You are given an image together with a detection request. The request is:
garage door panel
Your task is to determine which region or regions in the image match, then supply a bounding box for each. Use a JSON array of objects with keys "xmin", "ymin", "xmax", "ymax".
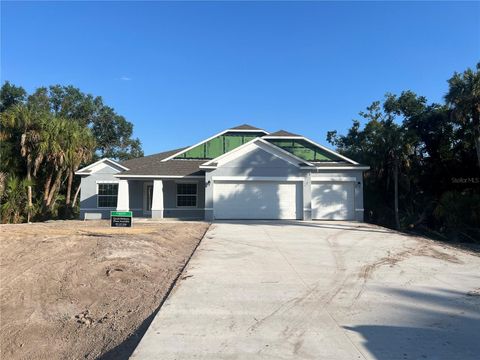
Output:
[
  {"xmin": 214, "ymin": 181, "xmax": 301, "ymax": 220},
  {"xmin": 312, "ymin": 182, "xmax": 354, "ymax": 220}
]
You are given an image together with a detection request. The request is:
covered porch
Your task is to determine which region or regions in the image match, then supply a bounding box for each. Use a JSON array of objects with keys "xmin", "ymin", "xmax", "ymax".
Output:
[{"xmin": 116, "ymin": 178, "xmax": 206, "ymax": 219}]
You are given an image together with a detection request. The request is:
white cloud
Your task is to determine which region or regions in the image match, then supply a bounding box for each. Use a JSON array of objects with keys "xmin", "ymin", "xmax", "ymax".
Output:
[{"xmin": 120, "ymin": 76, "xmax": 132, "ymax": 81}]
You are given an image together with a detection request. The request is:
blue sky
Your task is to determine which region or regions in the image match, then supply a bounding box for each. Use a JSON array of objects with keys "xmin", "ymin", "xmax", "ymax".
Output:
[{"xmin": 2, "ymin": 1, "xmax": 479, "ymax": 155}]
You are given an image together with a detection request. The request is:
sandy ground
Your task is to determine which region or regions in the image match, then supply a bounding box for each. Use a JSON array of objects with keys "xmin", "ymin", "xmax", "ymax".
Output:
[{"xmin": 0, "ymin": 220, "xmax": 209, "ymax": 360}]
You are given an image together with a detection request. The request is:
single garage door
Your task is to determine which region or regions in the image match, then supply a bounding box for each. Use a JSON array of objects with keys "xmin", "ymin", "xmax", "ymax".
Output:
[
  {"xmin": 213, "ymin": 181, "xmax": 301, "ymax": 220},
  {"xmin": 311, "ymin": 182, "xmax": 355, "ymax": 220}
]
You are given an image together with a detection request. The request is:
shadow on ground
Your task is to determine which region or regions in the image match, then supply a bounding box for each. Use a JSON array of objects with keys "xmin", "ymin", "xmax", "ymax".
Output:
[{"xmin": 346, "ymin": 287, "xmax": 480, "ymax": 360}]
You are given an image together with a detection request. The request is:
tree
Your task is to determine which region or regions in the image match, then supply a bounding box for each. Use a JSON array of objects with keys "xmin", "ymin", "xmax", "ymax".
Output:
[
  {"xmin": 328, "ymin": 97, "xmax": 417, "ymax": 229},
  {"xmin": 27, "ymin": 84, "xmax": 143, "ymax": 160},
  {"xmin": 64, "ymin": 122, "xmax": 95, "ymax": 212},
  {"xmin": 41, "ymin": 116, "xmax": 67, "ymax": 211},
  {"xmin": 0, "ymin": 81, "xmax": 142, "ymax": 222},
  {"xmin": 1, "ymin": 175, "xmax": 32, "ymax": 223},
  {"xmin": 0, "ymin": 82, "xmax": 26, "ymax": 112},
  {"xmin": 328, "ymin": 85, "xmax": 479, "ymax": 240},
  {"xmin": 445, "ymin": 62, "xmax": 480, "ymax": 167},
  {"xmin": 2, "ymin": 104, "xmax": 48, "ymax": 222},
  {"xmin": 91, "ymin": 106, "xmax": 143, "ymax": 160}
]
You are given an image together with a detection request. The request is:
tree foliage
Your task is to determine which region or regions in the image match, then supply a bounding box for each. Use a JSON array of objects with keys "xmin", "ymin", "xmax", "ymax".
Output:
[
  {"xmin": 0, "ymin": 82, "xmax": 143, "ymax": 223},
  {"xmin": 328, "ymin": 65, "xmax": 480, "ymax": 241}
]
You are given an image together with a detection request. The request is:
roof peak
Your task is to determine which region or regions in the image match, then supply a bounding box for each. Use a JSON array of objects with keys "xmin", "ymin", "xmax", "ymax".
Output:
[
  {"xmin": 267, "ymin": 129, "xmax": 302, "ymax": 137},
  {"xmin": 229, "ymin": 124, "xmax": 265, "ymax": 131}
]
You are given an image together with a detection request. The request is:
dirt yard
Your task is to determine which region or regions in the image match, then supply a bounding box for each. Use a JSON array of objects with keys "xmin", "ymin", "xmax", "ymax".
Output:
[{"xmin": 0, "ymin": 220, "xmax": 209, "ymax": 360}]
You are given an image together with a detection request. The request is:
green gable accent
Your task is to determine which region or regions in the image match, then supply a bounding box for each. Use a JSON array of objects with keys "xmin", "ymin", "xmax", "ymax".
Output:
[
  {"xmin": 267, "ymin": 139, "xmax": 340, "ymax": 162},
  {"xmin": 182, "ymin": 145, "xmax": 205, "ymax": 158},
  {"xmin": 225, "ymin": 135, "xmax": 243, "ymax": 153},
  {"xmin": 206, "ymin": 136, "xmax": 223, "ymax": 158},
  {"xmin": 175, "ymin": 132, "xmax": 265, "ymax": 159}
]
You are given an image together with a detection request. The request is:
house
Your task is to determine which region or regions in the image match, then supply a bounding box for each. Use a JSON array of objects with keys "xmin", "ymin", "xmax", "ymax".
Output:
[{"xmin": 76, "ymin": 124, "xmax": 369, "ymax": 221}]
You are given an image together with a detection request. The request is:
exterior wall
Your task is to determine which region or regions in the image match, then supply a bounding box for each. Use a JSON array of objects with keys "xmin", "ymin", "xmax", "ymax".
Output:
[
  {"xmin": 128, "ymin": 180, "xmax": 144, "ymax": 217},
  {"xmin": 79, "ymin": 163, "xmax": 121, "ymax": 220},
  {"xmin": 204, "ymin": 147, "xmax": 366, "ymax": 222},
  {"xmin": 78, "ymin": 152, "xmax": 365, "ymax": 222},
  {"xmin": 162, "ymin": 179, "xmax": 206, "ymax": 219},
  {"xmin": 205, "ymin": 147, "xmax": 308, "ymax": 221},
  {"xmin": 212, "ymin": 147, "xmax": 303, "ymax": 177},
  {"xmin": 303, "ymin": 172, "xmax": 312, "ymax": 221},
  {"xmin": 80, "ymin": 172, "xmax": 206, "ymax": 220}
]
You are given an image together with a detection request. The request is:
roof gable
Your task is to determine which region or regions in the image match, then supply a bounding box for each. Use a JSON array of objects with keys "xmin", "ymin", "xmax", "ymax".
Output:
[
  {"xmin": 265, "ymin": 138, "xmax": 342, "ymax": 162},
  {"xmin": 263, "ymin": 135, "xmax": 359, "ymax": 164},
  {"xmin": 75, "ymin": 158, "xmax": 129, "ymax": 175},
  {"xmin": 201, "ymin": 138, "xmax": 313, "ymax": 168},
  {"xmin": 165, "ymin": 129, "xmax": 268, "ymax": 161}
]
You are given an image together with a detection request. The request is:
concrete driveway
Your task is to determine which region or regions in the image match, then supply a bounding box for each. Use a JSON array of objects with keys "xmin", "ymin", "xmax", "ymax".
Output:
[{"xmin": 131, "ymin": 221, "xmax": 480, "ymax": 360}]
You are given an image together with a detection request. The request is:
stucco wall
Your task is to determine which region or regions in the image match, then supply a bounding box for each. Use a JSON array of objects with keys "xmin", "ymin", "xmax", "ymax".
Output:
[
  {"xmin": 79, "ymin": 163, "xmax": 121, "ymax": 220},
  {"xmin": 205, "ymin": 147, "xmax": 309, "ymax": 221},
  {"xmin": 204, "ymin": 147, "xmax": 365, "ymax": 221},
  {"xmin": 79, "ymin": 170, "xmax": 206, "ymax": 219},
  {"xmin": 78, "ymin": 152, "xmax": 365, "ymax": 221}
]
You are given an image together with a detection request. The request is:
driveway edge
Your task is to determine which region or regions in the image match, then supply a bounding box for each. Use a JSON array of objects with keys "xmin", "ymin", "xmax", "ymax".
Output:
[{"xmin": 129, "ymin": 222, "xmax": 212, "ymax": 359}]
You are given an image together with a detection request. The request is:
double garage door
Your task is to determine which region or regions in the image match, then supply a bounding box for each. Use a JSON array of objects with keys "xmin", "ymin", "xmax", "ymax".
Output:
[{"xmin": 213, "ymin": 180, "xmax": 355, "ymax": 220}]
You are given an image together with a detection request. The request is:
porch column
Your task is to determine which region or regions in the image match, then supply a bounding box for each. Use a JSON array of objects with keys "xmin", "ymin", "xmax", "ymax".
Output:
[
  {"xmin": 204, "ymin": 171, "xmax": 214, "ymax": 221},
  {"xmin": 116, "ymin": 179, "xmax": 130, "ymax": 211},
  {"xmin": 151, "ymin": 179, "xmax": 164, "ymax": 219}
]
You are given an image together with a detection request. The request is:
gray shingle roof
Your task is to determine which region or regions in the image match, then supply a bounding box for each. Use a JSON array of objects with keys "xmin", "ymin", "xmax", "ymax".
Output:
[
  {"xmin": 229, "ymin": 124, "xmax": 265, "ymax": 131},
  {"xmin": 267, "ymin": 130, "xmax": 302, "ymax": 137},
  {"xmin": 119, "ymin": 148, "xmax": 205, "ymax": 176},
  {"xmin": 120, "ymin": 148, "xmax": 185, "ymax": 167},
  {"xmin": 114, "ymin": 127, "xmax": 364, "ymax": 176}
]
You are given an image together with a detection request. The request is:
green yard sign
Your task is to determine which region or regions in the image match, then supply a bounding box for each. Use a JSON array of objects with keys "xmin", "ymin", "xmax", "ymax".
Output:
[
  {"xmin": 111, "ymin": 211, "xmax": 132, "ymax": 217},
  {"xmin": 111, "ymin": 211, "xmax": 133, "ymax": 227}
]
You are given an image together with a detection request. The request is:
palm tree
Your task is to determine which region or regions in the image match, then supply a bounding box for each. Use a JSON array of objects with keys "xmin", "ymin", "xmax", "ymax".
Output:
[
  {"xmin": 445, "ymin": 63, "xmax": 480, "ymax": 167},
  {"xmin": 1, "ymin": 104, "xmax": 47, "ymax": 222},
  {"xmin": 42, "ymin": 116, "xmax": 67, "ymax": 211},
  {"xmin": 1, "ymin": 175, "xmax": 32, "ymax": 223},
  {"xmin": 64, "ymin": 121, "xmax": 95, "ymax": 214}
]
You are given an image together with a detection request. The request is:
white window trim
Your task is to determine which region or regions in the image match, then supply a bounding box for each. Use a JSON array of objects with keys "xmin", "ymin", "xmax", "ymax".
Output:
[
  {"xmin": 114, "ymin": 175, "xmax": 204, "ymax": 179},
  {"xmin": 212, "ymin": 176, "xmax": 304, "ymax": 182},
  {"xmin": 176, "ymin": 182, "xmax": 198, "ymax": 208},
  {"xmin": 97, "ymin": 182, "xmax": 119, "ymax": 209},
  {"xmin": 311, "ymin": 176, "xmax": 357, "ymax": 182},
  {"xmin": 96, "ymin": 180, "xmax": 119, "ymax": 184}
]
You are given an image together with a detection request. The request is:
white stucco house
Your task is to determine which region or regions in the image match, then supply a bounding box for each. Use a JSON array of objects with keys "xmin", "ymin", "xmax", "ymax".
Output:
[{"xmin": 76, "ymin": 124, "xmax": 369, "ymax": 221}]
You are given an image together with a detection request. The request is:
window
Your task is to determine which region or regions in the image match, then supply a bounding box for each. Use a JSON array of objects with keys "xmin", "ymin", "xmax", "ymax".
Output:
[
  {"xmin": 97, "ymin": 183, "xmax": 118, "ymax": 208},
  {"xmin": 176, "ymin": 183, "xmax": 197, "ymax": 207}
]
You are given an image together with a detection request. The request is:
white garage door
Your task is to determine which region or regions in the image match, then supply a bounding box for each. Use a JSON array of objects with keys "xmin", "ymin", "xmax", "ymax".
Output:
[
  {"xmin": 213, "ymin": 181, "xmax": 301, "ymax": 220},
  {"xmin": 312, "ymin": 182, "xmax": 355, "ymax": 220}
]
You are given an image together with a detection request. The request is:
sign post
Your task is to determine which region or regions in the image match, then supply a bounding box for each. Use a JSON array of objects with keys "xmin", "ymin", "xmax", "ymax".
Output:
[{"xmin": 110, "ymin": 211, "xmax": 133, "ymax": 227}]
